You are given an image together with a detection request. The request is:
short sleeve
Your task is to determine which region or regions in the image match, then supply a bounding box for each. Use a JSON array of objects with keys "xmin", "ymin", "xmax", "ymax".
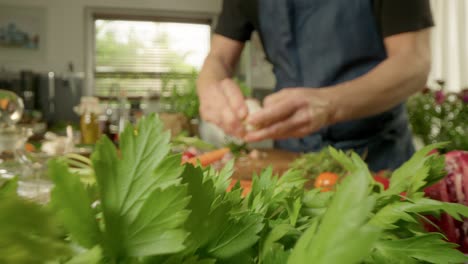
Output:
[
  {"xmin": 377, "ymin": 0, "xmax": 434, "ymax": 38},
  {"xmin": 214, "ymin": 0, "xmax": 254, "ymax": 42}
]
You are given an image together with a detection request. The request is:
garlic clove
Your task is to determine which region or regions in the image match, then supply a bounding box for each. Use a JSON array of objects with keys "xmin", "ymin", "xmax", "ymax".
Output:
[{"xmin": 244, "ymin": 98, "xmax": 262, "ymax": 132}]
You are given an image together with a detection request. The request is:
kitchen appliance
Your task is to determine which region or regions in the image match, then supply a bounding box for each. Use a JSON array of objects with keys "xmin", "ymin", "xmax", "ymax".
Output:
[{"xmin": 0, "ymin": 69, "xmax": 83, "ymax": 126}]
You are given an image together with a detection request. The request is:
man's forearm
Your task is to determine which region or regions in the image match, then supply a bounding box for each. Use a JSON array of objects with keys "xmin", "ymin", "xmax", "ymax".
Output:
[
  {"xmin": 325, "ymin": 49, "xmax": 430, "ymax": 124},
  {"xmin": 197, "ymin": 54, "xmax": 232, "ymax": 93}
]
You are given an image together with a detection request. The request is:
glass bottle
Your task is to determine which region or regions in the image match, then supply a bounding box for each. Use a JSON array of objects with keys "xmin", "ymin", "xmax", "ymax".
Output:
[{"xmin": 79, "ymin": 97, "xmax": 101, "ymax": 145}]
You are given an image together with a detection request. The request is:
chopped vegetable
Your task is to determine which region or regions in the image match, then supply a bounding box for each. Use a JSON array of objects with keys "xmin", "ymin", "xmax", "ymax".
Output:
[{"xmin": 184, "ymin": 147, "xmax": 231, "ymax": 167}]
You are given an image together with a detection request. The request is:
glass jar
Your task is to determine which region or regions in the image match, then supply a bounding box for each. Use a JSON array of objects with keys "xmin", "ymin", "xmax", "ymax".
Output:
[
  {"xmin": 0, "ymin": 89, "xmax": 52, "ymax": 203},
  {"xmin": 80, "ymin": 111, "xmax": 100, "ymax": 145},
  {"xmin": 76, "ymin": 97, "xmax": 101, "ymax": 145}
]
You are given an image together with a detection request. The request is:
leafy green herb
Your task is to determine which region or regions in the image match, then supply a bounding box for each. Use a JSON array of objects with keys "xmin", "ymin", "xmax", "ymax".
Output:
[
  {"xmin": 0, "ymin": 180, "xmax": 70, "ymax": 263},
  {"xmin": 290, "ymin": 148, "xmax": 350, "ymax": 181},
  {"xmin": 40, "ymin": 116, "xmax": 468, "ymax": 264},
  {"xmin": 289, "ymin": 153, "xmax": 380, "ymax": 264},
  {"xmin": 371, "ymin": 234, "xmax": 467, "ymax": 264},
  {"xmin": 50, "ymin": 160, "xmax": 101, "ymax": 249}
]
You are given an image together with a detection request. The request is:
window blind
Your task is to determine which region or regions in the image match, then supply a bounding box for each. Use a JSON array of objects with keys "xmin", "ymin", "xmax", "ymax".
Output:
[{"xmin": 93, "ymin": 18, "xmax": 211, "ymax": 97}]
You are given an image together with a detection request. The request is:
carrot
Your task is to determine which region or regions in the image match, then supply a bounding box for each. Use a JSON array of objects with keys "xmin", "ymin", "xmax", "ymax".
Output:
[{"xmin": 183, "ymin": 147, "xmax": 230, "ymax": 167}]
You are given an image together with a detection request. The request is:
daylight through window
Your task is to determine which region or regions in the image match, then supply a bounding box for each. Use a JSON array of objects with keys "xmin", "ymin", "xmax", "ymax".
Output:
[{"xmin": 93, "ymin": 18, "xmax": 211, "ymax": 98}]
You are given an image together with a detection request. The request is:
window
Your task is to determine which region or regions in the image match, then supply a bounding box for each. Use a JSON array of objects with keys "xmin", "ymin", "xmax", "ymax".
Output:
[{"xmin": 93, "ymin": 16, "xmax": 211, "ymax": 98}]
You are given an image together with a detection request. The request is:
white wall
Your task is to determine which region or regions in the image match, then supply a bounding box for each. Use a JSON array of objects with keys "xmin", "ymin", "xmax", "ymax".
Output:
[{"xmin": 0, "ymin": 0, "xmax": 220, "ymax": 74}]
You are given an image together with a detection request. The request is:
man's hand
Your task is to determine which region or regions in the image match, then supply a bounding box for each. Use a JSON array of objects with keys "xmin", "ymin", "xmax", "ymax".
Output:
[
  {"xmin": 199, "ymin": 78, "xmax": 248, "ymax": 138},
  {"xmin": 244, "ymin": 88, "xmax": 335, "ymax": 142}
]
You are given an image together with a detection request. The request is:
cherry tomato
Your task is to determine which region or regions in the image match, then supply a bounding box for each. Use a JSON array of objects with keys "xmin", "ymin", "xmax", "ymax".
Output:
[
  {"xmin": 373, "ymin": 175, "xmax": 390, "ymax": 190},
  {"xmin": 182, "ymin": 151, "xmax": 196, "ymax": 162},
  {"xmin": 314, "ymin": 172, "xmax": 339, "ymax": 192}
]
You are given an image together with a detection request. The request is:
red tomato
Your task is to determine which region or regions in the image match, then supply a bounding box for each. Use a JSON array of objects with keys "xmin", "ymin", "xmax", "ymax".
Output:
[
  {"xmin": 182, "ymin": 150, "xmax": 196, "ymax": 162},
  {"xmin": 314, "ymin": 172, "xmax": 339, "ymax": 192},
  {"xmin": 373, "ymin": 175, "xmax": 390, "ymax": 190}
]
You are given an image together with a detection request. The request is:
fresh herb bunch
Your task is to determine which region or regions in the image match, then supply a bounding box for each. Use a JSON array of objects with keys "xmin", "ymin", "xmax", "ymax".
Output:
[
  {"xmin": 46, "ymin": 115, "xmax": 468, "ymax": 263},
  {"xmin": 0, "ymin": 180, "xmax": 70, "ymax": 263},
  {"xmin": 160, "ymin": 71, "xmax": 200, "ymax": 120},
  {"xmin": 407, "ymin": 83, "xmax": 468, "ymax": 151},
  {"xmin": 3, "ymin": 115, "xmax": 468, "ymax": 263}
]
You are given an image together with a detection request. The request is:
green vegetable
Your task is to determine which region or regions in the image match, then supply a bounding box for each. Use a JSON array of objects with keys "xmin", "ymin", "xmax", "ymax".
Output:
[
  {"xmin": 0, "ymin": 179, "xmax": 70, "ymax": 263},
  {"xmin": 50, "ymin": 115, "xmax": 191, "ymax": 262},
  {"xmin": 290, "ymin": 148, "xmax": 350, "ymax": 181},
  {"xmin": 50, "ymin": 160, "xmax": 100, "ymax": 249},
  {"xmin": 172, "ymin": 133, "xmax": 216, "ymax": 151},
  {"xmin": 289, "ymin": 152, "xmax": 380, "ymax": 264},
  {"xmin": 27, "ymin": 115, "xmax": 468, "ymax": 263}
]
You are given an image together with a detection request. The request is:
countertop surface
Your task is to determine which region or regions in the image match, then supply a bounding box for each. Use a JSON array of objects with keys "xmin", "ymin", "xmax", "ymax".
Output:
[{"xmin": 232, "ymin": 149, "xmax": 300, "ymax": 180}]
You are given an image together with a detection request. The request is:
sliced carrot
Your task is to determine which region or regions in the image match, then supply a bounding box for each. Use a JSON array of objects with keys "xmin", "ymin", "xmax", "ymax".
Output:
[{"xmin": 183, "ymin": 147, "xmax": 230, "ymax": 167}]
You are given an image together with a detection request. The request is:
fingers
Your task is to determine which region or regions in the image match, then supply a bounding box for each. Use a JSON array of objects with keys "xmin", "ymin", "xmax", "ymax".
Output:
[
  {"xmin": 263, "ymin": 89, "xmax": 287, "ymax": 107},
  {"xmin": 220, "ymin": 106, "xmax": 245, "ymax": 137},
  {"xmin": 246, "ymin": 98, "xmax": 302, "ymax": 129},
  {"xmin": 244, "ymin": 108, "xmax": 312, "ymax": 142},
  {"xmin": 199, "ymin": 79, "xmax": 246, "ymax": 137},
  {"xmin": 220, "ymin": 79, "xmax": 248, "ymax": 120}
]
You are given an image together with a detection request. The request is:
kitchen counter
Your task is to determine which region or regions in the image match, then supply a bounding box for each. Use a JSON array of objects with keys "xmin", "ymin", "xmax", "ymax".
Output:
[{"xmin": 232, "ymin": 149, "xmax": 300, "ymax": 180}]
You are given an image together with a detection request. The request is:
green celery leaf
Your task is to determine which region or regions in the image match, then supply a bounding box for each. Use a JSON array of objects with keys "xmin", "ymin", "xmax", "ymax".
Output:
[
  {"xmin": 148, "ymin": 255, "xmax": 217, "ymax": 264},
  {"xmin": 287, "ymin": 218, "xmax": 319, "ymax": 263},
  {"xmin": 260, "ymin": 223, "xmax": 297, "ymax": 260},
  {"xmin": 288, "ymin": 153, "xmax": 380, "ymax": 264},
  {"xmin": 0, "ymin": 178, "xmax": 18, "ymax": 195},
  {"xmin": 262, "ymin": 243, "xmax": 290, "ymax": 264},
  {"xmin": 66, "ymin": 246, "xmax": 102, "ymax": 264},
  {"xmin": 370, "ymin": 202, "xmax": 417, "ymax": 230},
  {"xmin": 275, "ymin": 170, "xmax": 308, "ymax": 196},
  {"xmin": 283, "ymin": 197, "xmax": 302, "ymax": 226},
  {"xmin": 425, "ymin": 154, "xmax": 447, "ymax": 187},
  {"xmin": 372, "ymin": 234, "xmax": 468, "ymax": 264},
  {"xmin": 127, "ymin": 185, "xmax": 190, "ymax": 256},
  {"xmin": 49, "ymin": 160, "xmax": 101, "ymax": 249},
  {"xmin": 371, "ymin": 198, "xmax": 468, "ymax": 229},
  {"xmin": 91, "ymin": 115, "xmax": 189, "ymax": 258},
  {"xmin": 210, "ymin": 160, "xmax": 235, "ymax": 195},
  {"xmin": 207, "ymin": 213, "xmax": 264, "ymax": 259},
  {"xmin": 246, "ymin": 168, "xmax": 306, "ymax": 218},
  {"xmin": 0, "ymin": 193, "xmax": 70, "ymax": 263},
  {"xmin": 405, "ymin": 198, "xmax": 468, "ymax": 221},
  {"xmin": 328, "ymin": 147, "xmax": 357, "ymax": 172},
  {"xmin": 152, "ymin": 154, "xmax": 185, "ymax": 190},
  {"xmin": 386, "ymin": 143, "xmax": 447, "ymax": 196},
  {"xmin": 92, "ymin": 115, "xmax": 172, "ymax": 224},
  {"xmin": 181, "ymin": 165, "xmax": 232, "ymax": 253},
  {"xmin": 219, "ymin": 250, "xmax": 256, "ymax": 264}
]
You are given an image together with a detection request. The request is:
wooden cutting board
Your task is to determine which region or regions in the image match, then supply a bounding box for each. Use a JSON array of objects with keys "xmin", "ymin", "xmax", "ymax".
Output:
[{"xmin": 232, "ymin": 149, "xmax": 300, "ymax": 180}]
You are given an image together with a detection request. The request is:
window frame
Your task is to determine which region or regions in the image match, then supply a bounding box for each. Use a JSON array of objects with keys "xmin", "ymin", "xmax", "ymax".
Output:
[{"xmin": 84, "ymin": 7, "xmax": 216, "ymax": 98}]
